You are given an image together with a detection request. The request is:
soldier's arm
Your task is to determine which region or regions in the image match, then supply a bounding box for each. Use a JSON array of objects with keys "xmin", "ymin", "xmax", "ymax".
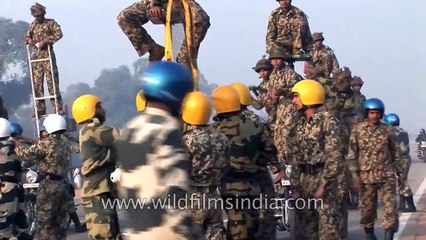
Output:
[
  {"xmin": 259, "ymin": 125, "xmax": 282, "ymax": 174},
  {"xmin": 320, "ymin": 117, "xmax": 344, "ymax": 186},
  {"xmin": 46, "ymin": 20, "xmax": 63, "ymax": 44},
  {"xmin": 390, "ymin": 128, "xmax": 405, "ymax": 178},
  {"xmin": 15, "ymin": 141, "xmax": 47, "ymax": 167},
  {"xmin": 24, "ymin": 24, "xmax": 34, "ymax": 45},
  {"xmin": 346, "ymin": 126, "xmax": 360, "ymax": 177},
  {"xmin": 96, "ymin": 126, "xmax": 121, "ymax": 147},
  {"xmin": 64, "ymin": 132, "xmax": 79, "ymax": 143},
  {"xmin": 276, "ymin": 69, "xmax": 300, "ymax": 98},
  {"xmin": 265, "ymin": 13, "xmax": 277, "ymax": 53}
]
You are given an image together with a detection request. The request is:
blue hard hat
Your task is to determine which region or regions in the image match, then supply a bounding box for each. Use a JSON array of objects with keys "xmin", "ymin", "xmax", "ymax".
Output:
[
  {"xmin": 10, "ymin": 123, "xmax": 23, "ymax": 136},
  {"xmin": 363, "ymin": 98, "xmax": 385, "ymax": 118},
  {"xmin": 141, "ymin": 61, "xmax": 194, "ymax": 110},
  {"xmin": 385, "ymin": 113, "xmax": 399, "ymax": 126}
]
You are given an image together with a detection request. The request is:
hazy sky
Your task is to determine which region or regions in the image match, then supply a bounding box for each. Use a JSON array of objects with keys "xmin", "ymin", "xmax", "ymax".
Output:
[{"xmin": 1, "ymin": 0, "xmax": 426, "ymax": 134}]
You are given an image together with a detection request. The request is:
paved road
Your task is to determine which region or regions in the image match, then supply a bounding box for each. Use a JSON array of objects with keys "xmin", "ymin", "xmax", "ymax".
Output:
[{"xmin": 66, "ymin": 149, "xmax": 426, "ymax": 240}]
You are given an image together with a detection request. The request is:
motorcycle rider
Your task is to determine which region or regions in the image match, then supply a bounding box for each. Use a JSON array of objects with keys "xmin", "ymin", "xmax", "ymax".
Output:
[
  {"xmin": 385, "ymin": 113, "xmax": 416, "ymax": 212},
  {"xmin": 415, "ymin": 129, "xmax": 426, "ymax": 158},
  {"xmin": 0, "ymin": 118, "xmax": 31, "ymax": 240}
]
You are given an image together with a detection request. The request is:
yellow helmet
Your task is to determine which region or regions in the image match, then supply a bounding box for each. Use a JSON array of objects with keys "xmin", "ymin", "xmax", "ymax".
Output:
[
  {"xmin": 291, "ymin": 79, "xmax": 325, "ymax": 105},
  {"xmin": 181, "ymin": 91, "xmax": 212, "ymax": 125},
  {"xmin": 229, "ymin": 82, "xmax": 253, "ymax": 106},
  {"xmin": 72, "ymin": 94, "xmax": 101, "ymax": 124},
  {"xmin": 211, "ymin": 86, "xmax": 241, "ymax": 114},
  {"xmin": 136, "ymin": 90, "xmax": 147, "ymax": 112}
]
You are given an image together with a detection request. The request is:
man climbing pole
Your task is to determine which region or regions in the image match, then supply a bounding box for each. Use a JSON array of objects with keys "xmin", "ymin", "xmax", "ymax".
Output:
[
  {"xmin": 305, "ymin": 32, "xmax": 340, "ymax": 78},
  {"xmin": 266, "ymin": 0, "xmax": 313, "ymax": 59},
  {"xmin": 117, "ymin": 0, "xmax": 210, "ymax": 68},
  {"xmin": 24, "ymin": 3, "xmax": 64, "ymax": 117}
]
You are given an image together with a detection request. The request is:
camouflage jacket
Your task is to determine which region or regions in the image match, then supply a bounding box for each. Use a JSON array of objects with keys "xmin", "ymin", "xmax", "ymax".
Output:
[
  {"xmin": 308, "ymin": 45, "xmax": 339, "ymax": 78},
  {"xmin": 0, "ymin": 140, "xmax": 22, "ymax": 181},
  {"xmin": 353, "ymin": 93, "xmax": 366, "ymax": 116},
  {"xmin": 290, "ymin": 111, "xmax": 344, "ymax": 189},
  {"xmin": 213, "ymin": 112, "xmax": 280, "ymax": 175},
  {"xmin": 392, "ymin": 126, "xmax": 411, "ymax": 169},
  {"xmin": 116, "ymin": 107, "xmax": 194, "ymax": 239},
  {"xmin": 266, "ymin": 5, "xmax": 310, "ymax": 53},
  {"xmin": 347, "ymin": 121, "xmax": 405, "ymax": 183},
  {"xmin": 24, "ymin": 18, "xmax": 63, "ymax": 58},
  {"xmin": 269, "ymin": 66, "xmax": 301, "ymax": 104},
  {"xmin": 183, "ymin": 125, "xmax": 229, "ymax": 188},
  {"xmin": 252, "ymin": 79, "xmax": 271, "ymax": 111},
  {"xmin": 79, "ymin": 118, "xmax": 120, "ymax": 197},
  {"xmin": 15, "ymin": 134, "xmax": 69, "ymax": 177}
]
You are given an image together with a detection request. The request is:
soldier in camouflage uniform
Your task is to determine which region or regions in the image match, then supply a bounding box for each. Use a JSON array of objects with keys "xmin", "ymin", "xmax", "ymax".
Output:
[
  {"xmin": 0, "ymin": 118, "xmax": 31, "ymax": 240},
  {"xmin": 71, "ymin": 95, "xmax": 121, "ymax": 240},
  {"xmin": 305, "ymin": 32, "xmax": 340, "ymax": 78},
  {"xmin": 289, "ymin": 80, "xmax": 343, "ymax": 239},
  {"xmin": 181, "ymin": 91, "xmax": 229, "ymax": 240},
  {"xmin": 268, "ymin": 48, "xmax": 301, "ymax": 162},
  {"xmin": 211, "ymin": 86, "xmax": 280, "ymax": 240},
  {"xmin": 266, "ymin": 0, "xmax": 313, "ymax": 56},
  {"xmin": 24, "ymin": 3, "xmax": 64, "ymax": 117},
  {"xmin": 229, "ymin": 82, "xmax": 278, "ymax": 239},
  {"xmin": 13, "ymin": 114, "xmax": 70, "ymax": 240},
  {"xmin": 347, "ymin": 98, "xmax": 405, "ymax": 240},
  {"xmin": 385, "ymin": 113, "xmax": 417, "ymax": 213},
  {"xmin": 351, "ymin": 76, "xmax": 367, "ymax": 118},
  {"xmin": 117, "ymin": 0, "xmax": 210, "ymax": 67},
  {"xmin": 116, "ymin": 61, "xmax": 195, "ymax": 239}
]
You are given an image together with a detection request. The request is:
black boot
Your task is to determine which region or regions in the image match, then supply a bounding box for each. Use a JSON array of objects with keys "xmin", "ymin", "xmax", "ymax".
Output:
[
  {"xmin": 404, "ymin": 196, "xmax": 417, "ymax": 212},
  {"xmin": 398, "ymin": 195, "xmax": 406, "ymax": 210},
  {"xmin": 384, "ymin": 228, "xmax": 394, "ymax": 240},
  {"xmin": 69, "ymin": 212, "xmax": 87, "ymax": 232},
  {"xmin": 364, "ymin": 227, "xmax": 377, "ymax": 240}
]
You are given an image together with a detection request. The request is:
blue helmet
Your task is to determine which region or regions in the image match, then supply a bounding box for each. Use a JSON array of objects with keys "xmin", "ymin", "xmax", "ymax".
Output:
[
  {"xmin": 385, "ymin": 113, "xmax": 399, "ymax": 126},
  {"xmin": 363, "ymin": 98, "xmax": 385, "ymax": 117},
  {"xmin": 10, "ymin": 123, "xmax": 23, "ymax": 136},
  {"xmin": 141, "ymin": 61, "xmax": 194, "ymax": 110}
]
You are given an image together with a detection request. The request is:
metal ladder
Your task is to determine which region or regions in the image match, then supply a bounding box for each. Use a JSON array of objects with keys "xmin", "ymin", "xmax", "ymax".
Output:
[{"xmin": 26, "ymin": 44, "xmax": 60, "ymax": 139}]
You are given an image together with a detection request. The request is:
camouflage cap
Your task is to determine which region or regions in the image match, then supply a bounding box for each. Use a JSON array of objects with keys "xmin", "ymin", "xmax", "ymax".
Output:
[
  {"xmin": 30, "ymin": 2, "xmax": 46, "ymax": 16},
  {"xmin": 253, "ymin": 55, "xmax": 273, "ymax": 72},
  {"xmin": 352, "ymin": 76, "xmax": 364, "ymax": 85},
  {"xmin": 313, "ymin": 32, "xmax": 324, "ymax": 42},
  {"xmin": 268, "ymin": 48, "xmax": 287, "ymax": 60}
]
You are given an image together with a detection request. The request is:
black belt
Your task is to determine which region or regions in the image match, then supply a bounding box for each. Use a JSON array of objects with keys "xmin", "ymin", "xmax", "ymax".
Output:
[
  {"xmin": 0, "ymin": 175, "xmax": 19, "ymax": 184},
  {"xmin": 191, "ymin": 186, "xmax": 218, "ymax": 193},
  {"xmin": 299, "ymin": 163, "xmax": 325, "ymax": 175},
  {"xmin": 40, "ymin": 173, "xmax": 63, "ymax": 181}
]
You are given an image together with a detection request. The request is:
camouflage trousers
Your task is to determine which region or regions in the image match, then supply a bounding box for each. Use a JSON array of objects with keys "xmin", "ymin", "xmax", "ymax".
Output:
[
  {"xmin": 190, "ymin": 188, "xmax": 224, "ymax": 240},
  {"xmin": 31, "ymin": 50, "xmax": 63, "ymax": 116},
  {"xmin": 360, "ymin": 181, "xmax": 399, "ymax": 230},
  {"xmin": 81, "ymin": 192, "xmax": 120, "ymax": 240},
  {"xmin": 398, "ymin": 158, "xmax": 413, "ymax": 197},
  {"xmin": 266, "ymin": 16, "xmax": 313, "ymax": 55},
  {"xmin": 273, "ymin": 103, "xmax": 299, "ymax": 161},
  {"xmin": 336, "ymin": 174, "xmax": 348, "ymax": 240},
  {"xmin": 117, "ymin": 0, "xmax": 210, "ymax": 67},
  {"xmin": 0, "ymin": 182, "xmax": 29, "ymax": 239},
  {"xmin": 256, "ymin": 168, "xmax": 276, "ymax": 240},
  {"xmin": 36, "ymin": 179, "xmax": 68, "ymax": 240},
  {"xmin": 296, "ymin": 172, "xmax": 340, "ymax": 240}
]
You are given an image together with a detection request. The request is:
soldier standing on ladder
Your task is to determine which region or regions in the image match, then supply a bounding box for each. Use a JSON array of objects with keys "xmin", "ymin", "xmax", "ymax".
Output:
[{"xmin": 24, "ymin": 3, "xmax": 64, "ymax": 118}]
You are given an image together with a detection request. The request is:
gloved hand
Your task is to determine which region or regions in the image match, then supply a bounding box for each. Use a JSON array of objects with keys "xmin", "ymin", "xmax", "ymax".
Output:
[{"xmin": 110, "ymin": 168, "xmax": 122, "ymax": 183}]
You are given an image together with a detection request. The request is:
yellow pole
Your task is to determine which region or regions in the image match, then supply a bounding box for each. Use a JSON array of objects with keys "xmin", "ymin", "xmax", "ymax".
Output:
[
  {"xmin": 182, "ymin": 0, "xmax": 199, "ymax": 91},
  {"xmin": 164, "ymin": 0, "xmax": 174, "ymax": 61}
]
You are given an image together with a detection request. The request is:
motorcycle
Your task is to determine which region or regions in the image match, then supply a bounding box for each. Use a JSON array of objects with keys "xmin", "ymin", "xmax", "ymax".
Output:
[
  {"xmin": 418, "ymin": 141, "xmax": 426, "ymax": 162},
  {"xmin": 21, "ymin": 168, "xmax": 40, "ymax": 238},
  {"xmin": 274, "ymin": 165, "xmax": 297, "ymax": 240}
]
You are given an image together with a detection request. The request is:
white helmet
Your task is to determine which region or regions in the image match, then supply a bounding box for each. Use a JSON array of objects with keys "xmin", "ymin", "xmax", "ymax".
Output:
[
  {"xmin": 42, "ymin": 114, "xmax": 66, "ymax": 134},
  {"xmin": 0, "ymin": 118, "xmax": 11, "ymax": 138}
]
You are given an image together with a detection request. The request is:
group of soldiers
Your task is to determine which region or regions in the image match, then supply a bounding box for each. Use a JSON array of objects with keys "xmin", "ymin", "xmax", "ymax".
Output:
[{"xmin": 0, "ymin": 0, "xmax": 419, "ymax": 240}]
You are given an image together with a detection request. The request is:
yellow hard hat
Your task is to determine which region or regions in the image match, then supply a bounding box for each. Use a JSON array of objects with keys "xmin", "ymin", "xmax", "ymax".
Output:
[
  {"xmin": 230, "ymin": 82, "xmax": 253, "ymax": 106},
  {"xmin": 72, "ymin": 94, "xmax": 101, "ymax": 124},
  {"xmin": 136, "ymin": 90, "xmax": 147, "ymax": 112},
  {"xmin": 211, "ymin": 86, "xmax": 241, "ymax": 114},
  {"xmin": 291, "ymin": 79, "xmax": 325, "ymax": 105},
  {"xmin": 182, "ymin": 91, "xmax": 212, "ymax": 125}
]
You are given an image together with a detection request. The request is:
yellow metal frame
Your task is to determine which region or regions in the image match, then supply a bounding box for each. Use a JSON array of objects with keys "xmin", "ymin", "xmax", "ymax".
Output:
[{"xmin": 164, "ymin": 0, "xmax": 199, "ymax": 91}]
